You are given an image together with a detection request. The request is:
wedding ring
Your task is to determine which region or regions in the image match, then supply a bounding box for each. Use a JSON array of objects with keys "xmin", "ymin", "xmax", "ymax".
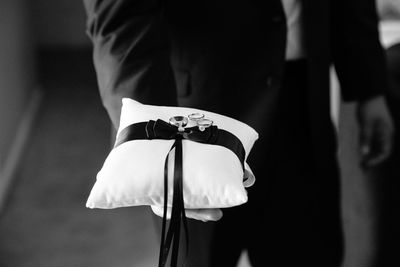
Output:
[
  {"xmin": 169, "ymin": 116, "xmax": 188, "ymax": 132},
  {"xmin": 188, "ymin": 113, "xmax": 205, "ymax": 121},
  {"xmin": 197, "ymin": 118, "xmax": 213, "ymax": 131}
]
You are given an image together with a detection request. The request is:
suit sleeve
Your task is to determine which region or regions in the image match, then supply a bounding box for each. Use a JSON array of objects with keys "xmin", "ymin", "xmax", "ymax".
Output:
[
  {"xmin": 332, "ymin": 0, "xmax": 389, "ymax": 102},
  {"xmin": 83, "ymin": 0, "xmax": 177, "ymax": 128}
]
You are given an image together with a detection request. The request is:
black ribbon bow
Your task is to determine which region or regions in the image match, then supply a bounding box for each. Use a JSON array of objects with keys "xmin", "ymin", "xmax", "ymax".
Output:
[{"xmin": 115, "ymin": 119, "xmax": 246, "ymax": 267}]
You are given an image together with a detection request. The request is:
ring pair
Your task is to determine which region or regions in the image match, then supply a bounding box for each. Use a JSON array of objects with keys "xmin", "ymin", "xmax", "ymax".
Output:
[{"xmin": 169, "ymin": 113, "xmax": 213, "ymax": 132}]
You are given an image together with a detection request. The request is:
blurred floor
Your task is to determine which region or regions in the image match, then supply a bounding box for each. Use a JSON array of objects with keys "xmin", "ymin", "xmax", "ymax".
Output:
[{"xmin": 0, "ymin": 49, "xmax": 160, "ymax": 267}]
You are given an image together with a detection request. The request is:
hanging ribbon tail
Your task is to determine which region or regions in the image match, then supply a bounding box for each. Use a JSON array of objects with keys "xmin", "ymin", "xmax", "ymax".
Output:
[
  {"xmin": 158, "ymin": 137, "xmax": 189, "ymax": 267},
  {"xmin": 158, "ymin": 147, "xmax": 170, "ymax": 267}
]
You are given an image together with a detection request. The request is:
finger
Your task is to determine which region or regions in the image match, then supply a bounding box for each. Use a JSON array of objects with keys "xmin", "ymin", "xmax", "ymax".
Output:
[
  {"xmin": 187, "ymin": 209, "xmax": 223, "ymax": 222},
  {"xmin": 359, "ymin": 121, "xmax": 374, "ymax": 163},
  {"xmin": 364, "ymin": 153, "xmax": 387, "ymax": 167},
  {"xmin": 365, "ymin": 142, "xmax": 392, "ymax": 167},
  {"xmin": 362, "ymin": 123, "xmax": 394, "ymax": 167},
  {"xmin": 151, "ymin": 205, "xmax": 171, "ymax": 219},
  {"xmin": 151, "ymin": 206, "xmax": 223, "ymax": 222},
  {"xmin": 360, "ymin": 145, "xmax": 370, "ymax": 158}
]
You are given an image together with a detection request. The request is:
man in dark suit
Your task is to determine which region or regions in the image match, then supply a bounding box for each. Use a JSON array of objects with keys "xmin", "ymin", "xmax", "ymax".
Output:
[
  {"xmin": 83, "ymin": 0, "xmax": 394, "ymax": 266},
  {"xmin": 371, "ymin": 1, "xmax": 400, "ymax": 266}
]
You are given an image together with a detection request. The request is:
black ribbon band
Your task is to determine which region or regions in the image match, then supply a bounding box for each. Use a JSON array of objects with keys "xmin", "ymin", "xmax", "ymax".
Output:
[{"xmin": 114, "ymin": 119, "xmax": 246, "ymax": 267}]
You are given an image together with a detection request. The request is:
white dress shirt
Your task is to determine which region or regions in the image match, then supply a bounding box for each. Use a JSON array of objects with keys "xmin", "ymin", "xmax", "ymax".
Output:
[
  {"xmin": 379, "ymin": 20, "xmax": 400, "ymax": 48},
  {"xmin": 281, "ymin": 0, "xmax": 306, "ymax": 60}
]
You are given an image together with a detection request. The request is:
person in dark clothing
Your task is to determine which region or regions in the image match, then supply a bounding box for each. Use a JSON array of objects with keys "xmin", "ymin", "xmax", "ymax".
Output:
[
  {"xmin": 372, "ymin": 43, "xmax": 400, "ymax": 267},
  {"xmin": 370, "ymin": 1, "xmax": 400, "ymax": 266},
  {"xmin": 83, "ymin": 0, "xmax": 394, "ymax": 266}
]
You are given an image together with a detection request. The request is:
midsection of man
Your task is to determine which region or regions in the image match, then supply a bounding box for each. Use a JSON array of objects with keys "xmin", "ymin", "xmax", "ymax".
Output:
[{"xmin": 83, "ymin": 0, "xmax": 387, "ymax": 265}]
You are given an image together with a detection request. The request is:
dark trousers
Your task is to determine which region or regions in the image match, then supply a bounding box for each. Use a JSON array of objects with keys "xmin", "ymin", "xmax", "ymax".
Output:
[
  {"xmin": 208, "ymin": 60, "xmax": 343, "ymax": 267},
  {"xmin": 155, "ymin": 60, "xmax": 343, "ymax": 267},
  {"xmin": 373, "ymin": 43, "xmax": 400, "ymax": 267}
]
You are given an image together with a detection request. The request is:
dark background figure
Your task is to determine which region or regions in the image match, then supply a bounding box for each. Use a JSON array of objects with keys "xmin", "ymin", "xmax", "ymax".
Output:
[
  {"xmin": 83, "ymin": 0, "xmax": 393, "ymax": 267},
  {"xmin": 371, "ymin": 0, "xmax": 400, "ymax": 266}
]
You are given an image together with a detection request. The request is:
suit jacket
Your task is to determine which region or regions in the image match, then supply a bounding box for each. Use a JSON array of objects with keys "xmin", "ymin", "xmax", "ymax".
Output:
[{"xmin": 84, "ymin": 0, "xmax": 388, "ymax": 180}]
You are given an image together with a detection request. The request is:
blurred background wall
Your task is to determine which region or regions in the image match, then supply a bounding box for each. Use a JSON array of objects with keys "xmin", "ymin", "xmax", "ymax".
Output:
[
  {"xmin": 0, "ymin": 0, "xmax": 91, "ymax": 207},
  {"xmin": 0, "ymin": 0, "xmax": 38, "ymax": 206},
  {"xmin": 31, "ymin": 0, "xmax": 90, "ymax": 48}
]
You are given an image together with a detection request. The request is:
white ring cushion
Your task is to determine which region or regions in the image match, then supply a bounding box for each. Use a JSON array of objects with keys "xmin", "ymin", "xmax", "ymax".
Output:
[{"xmin": 86, "ymin": 99, "xmax": 259, "ymax": 220}]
